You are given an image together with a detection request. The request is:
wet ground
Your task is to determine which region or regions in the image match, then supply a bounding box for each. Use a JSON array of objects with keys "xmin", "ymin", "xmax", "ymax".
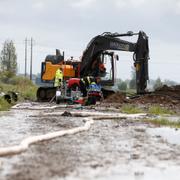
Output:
[{"xmin": 0, "ymin": 102, "xmax": 180, "ymax": 180}]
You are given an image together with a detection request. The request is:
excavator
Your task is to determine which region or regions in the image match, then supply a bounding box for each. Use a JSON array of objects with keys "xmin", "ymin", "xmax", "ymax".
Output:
[{"xmin": 37, "ymin": 30, "xmax": 149, "ymax": 101}]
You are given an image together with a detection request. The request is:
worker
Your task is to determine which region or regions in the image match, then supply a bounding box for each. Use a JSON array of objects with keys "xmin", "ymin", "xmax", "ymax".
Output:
[
  {"xmin": 85, "ymin": 77, "xmax": 102, "ymax": 105},
  {"xmin": 54, "ymin": 67, "xmax": 63, "ymax": 87},
  {"xmin": 99, "ymin": 63, "xmax": 106, "ymax": 76},
  {"xmin": 87, "ymin": 77, "xmax": 101, "ymax": 95},
  {"xmin": 91, "ymin": 56, "xmax": 106, "ymax": 77},
  {"xmin": 79, "ymin": 76, "xmax": 98, "ymax": 97}
]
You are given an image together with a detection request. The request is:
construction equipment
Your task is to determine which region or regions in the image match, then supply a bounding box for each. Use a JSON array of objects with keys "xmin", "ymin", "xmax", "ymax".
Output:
[
  {"xmin": 37, "ymin": 50, "xmax": 78, "ymax": 101},
  {"xmin": 37, "ymin": 31, "xmax": 149, "ymax": 101}
]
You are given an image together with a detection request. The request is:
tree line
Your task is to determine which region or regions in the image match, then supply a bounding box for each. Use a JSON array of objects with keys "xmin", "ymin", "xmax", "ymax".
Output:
[{"xmin": 117, "ymin": 67, "xmax": 177, "ymax": 91}]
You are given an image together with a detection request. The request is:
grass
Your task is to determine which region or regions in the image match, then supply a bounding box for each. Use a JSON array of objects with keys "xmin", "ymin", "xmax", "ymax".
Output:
[
  {"xmin": 0, "ymin": 75, "xmax": 38, "ymax": 111},
  {"xmin": 0, "ymin": 97, "xmax": 11, "ymax": 111},
  {"xmin": 144, "ymin": 118, "xmax": 180, "ymax": 128},
  {"xmin": 0, "ymin": 76, "xmax": 37, "ymax": 101},
  {"xmin": 120, "ymin": 104, "xmax": 179, "ymax": 128},
  {"xmin": 120, "ymin": 104, "xmax": 175, "ymax": 115},
  {"xmin": 121, "ymin": 104, "xmax": 144, "ymax": 114},
  {"xmin": 148, "ymin": 105, "xmax": 175, "ymax": 115}
]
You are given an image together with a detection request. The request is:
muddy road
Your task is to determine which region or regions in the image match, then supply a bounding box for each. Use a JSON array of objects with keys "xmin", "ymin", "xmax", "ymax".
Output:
[{"xmin": 0, "ymin": 102, "xmax": 180, "ymax": 180}]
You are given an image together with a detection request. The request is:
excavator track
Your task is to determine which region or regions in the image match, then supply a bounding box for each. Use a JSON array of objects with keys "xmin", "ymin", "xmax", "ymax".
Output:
[{"xmin": 37, "ymin": 87, "xmax": 56, "ymax": 102}]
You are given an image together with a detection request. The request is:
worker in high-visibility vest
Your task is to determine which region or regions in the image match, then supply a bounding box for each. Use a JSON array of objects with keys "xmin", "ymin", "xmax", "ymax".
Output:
[
  {"xmin": 86, "ymin": 77, "xmax": 102, "ymax": 105},
  {"xmin": 79, "ymin": 76, "xmax": 94, "ymax": 97},
  {"xmin": 79, "ymin": 76, "xmax": 101, "ymax": 97},
  {"xmin": 54, "ymin": 68, "xmax": 63, "ymax": 87}
]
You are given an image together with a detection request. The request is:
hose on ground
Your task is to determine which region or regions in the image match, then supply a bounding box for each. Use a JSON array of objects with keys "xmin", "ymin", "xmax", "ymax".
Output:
[{"xmin": 0, "ymin": 111, "xmax": 146, "ymax": 157}]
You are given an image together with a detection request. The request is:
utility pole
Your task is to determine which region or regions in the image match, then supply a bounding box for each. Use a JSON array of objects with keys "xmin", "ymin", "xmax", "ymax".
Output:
[
  {"xmin": 24, "ymin": 38, "xmax": 27, "ymax": 77},
  {"xmin": 30, "ymin": 37, "xmax": 33, "ymax": 81}
]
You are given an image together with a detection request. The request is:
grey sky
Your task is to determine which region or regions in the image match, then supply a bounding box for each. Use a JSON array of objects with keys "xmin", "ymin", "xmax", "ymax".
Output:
[{"xmin": 0, "ymin": 0, "xmax": 180, "ymax": 82}]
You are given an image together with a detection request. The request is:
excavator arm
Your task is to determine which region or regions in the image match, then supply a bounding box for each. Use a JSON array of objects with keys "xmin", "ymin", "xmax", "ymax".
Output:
[
  {"xmin": 133, "ymin": 31, "xmax": 149, "ymax": 94},
  {"xmin": 80, "ymin": 31, "xmax": 149, "ymax": 94}
]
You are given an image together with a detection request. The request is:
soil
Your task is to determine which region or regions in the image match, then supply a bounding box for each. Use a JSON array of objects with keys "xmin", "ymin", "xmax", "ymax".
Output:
[
  {"xmin": 132, "ymin": 85, "xmax": 180, "ymax": 105},
  {"xmin": 103, "ymin": 92, "xmax": 127, "ymax": 103},
  {"xmin": 103, "ymin": 85, "xmax": 180, "ymax": 112}
]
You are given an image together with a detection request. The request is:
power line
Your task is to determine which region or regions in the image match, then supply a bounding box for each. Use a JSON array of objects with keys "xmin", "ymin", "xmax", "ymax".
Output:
[
  {"xmin": 30, "ymin": 38, "xmax": 33, "ymax": 81},
  {"xmin": 23, "ymin": 38, "xmax": 34, "ymax": 80},
  {"xmin": 24, "ymin": 38, "xmax": 28, "ymax": 77}
]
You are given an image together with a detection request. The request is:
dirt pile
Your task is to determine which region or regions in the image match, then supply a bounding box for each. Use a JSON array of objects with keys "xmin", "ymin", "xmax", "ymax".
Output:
[
  {"xmin": 154, "ymin": 85, "xmax": 180, "ymax": 99},
  {"xmin": 131, "ymin": 94, "xmax": 179, "ymax": 105},
  {"xmin": 131, "ymin": 85, "xmax": 180, "ymax": 105},
  {"xmin": 104, "ymin": 85, "xmax": 180, "ymax": 106},
  {"xmin": 103, "ymin": 92, "xmax": 127, "ymax": 103}
]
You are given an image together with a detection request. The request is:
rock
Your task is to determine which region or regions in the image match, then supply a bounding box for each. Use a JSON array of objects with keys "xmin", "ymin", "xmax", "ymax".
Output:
[{"xmin": 61, "ymin": 111, "xmax": 72, "ymax": 117}]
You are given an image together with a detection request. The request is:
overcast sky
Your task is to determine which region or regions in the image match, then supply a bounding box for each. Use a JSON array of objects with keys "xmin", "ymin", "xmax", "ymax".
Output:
[{"xmin": 0, "ymin": 0, "xmax": 180, "ymax": 82}]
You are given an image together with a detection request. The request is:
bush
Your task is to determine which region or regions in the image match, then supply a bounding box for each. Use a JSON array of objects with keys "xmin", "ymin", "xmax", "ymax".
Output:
[{"xmin": 0, "ymin": 71, "xmax": 14, "ymax": 83}]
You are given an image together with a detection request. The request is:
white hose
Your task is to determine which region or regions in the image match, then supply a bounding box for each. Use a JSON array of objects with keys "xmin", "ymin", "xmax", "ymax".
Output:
[
  {"xmin": 0, "ymin": 111, "xmax": 146, "ymax": 157},
  {"xmin": 0, "ymin": 117, "xmax": 93, "ymax": 157}
]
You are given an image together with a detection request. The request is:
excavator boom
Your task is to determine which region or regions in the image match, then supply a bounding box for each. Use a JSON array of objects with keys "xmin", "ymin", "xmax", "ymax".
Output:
[{"xmin": 80, "ymin": 33, "xmax": 135, "ymax": 76}]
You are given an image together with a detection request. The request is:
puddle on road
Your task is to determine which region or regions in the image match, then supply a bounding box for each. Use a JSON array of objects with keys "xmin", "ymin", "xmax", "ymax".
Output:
[
  {"xmin": 0, "ymin": 106, "xmax": 81, "ymax": 147},
  {"xmin": 147, "ymin": 127, "xmax": 180, "ymax": 145},
  {"xmin": 0, "ymin": 103, "xmax": 84, "ymax": 179},
  {"xmin": 0, "ymin": 109, "xmax": 37, "ymax": 146},
  {"xmin": 1, "ymin": 103, "xmax": 180, "ymax": 180},
  {"xmin": 65, "ymin": 163, "xmax": 180, "ymax": 180}
]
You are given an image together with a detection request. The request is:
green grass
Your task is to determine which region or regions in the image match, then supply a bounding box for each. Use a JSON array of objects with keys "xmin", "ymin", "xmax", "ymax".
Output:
[
  {"xmin": 148, "ymin": 105, "xmax": 175, "ymax": 115},
  {"xmin": 144, "ymin": 118, "xmax": 180, "ymax": 128},
  {"xmin": 0, "ymin": 97, "xmax": 11, "ymax": 111},
  {"xmin": 121, "ymin": 104, "xmax": 144, "ymax": 114},
  {"xmin": 0, "ymin": 75, "xmax": 38, "ymax": 111},
  {"xmin": 0, "ymin": 76, "xmax": 37, "ymax": 101},
  {"xmin": 21, "ymin": 85, "xmax": 37, "ymax": 101}
]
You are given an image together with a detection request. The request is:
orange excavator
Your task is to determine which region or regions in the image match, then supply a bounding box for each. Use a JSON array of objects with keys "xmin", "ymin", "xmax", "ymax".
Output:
[{"xmin": 37, "ymin": 31, "xmax": 149, "ymax": 101}]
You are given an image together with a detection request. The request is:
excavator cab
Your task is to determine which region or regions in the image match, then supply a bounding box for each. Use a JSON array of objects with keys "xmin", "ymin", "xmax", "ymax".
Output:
[{"xmin": 98, "ymin": 51, "xmax": 116, "ymax": 86}]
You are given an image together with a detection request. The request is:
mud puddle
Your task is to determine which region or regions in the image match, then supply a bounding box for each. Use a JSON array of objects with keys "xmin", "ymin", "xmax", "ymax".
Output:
[
  {"xmin": 147, "ymin": 127, "xmax": 180, "ymax": 145},
  {"xmin": 0, "ymin": 110, "xmax": 36, "ymax": 146},
  {"xmin": 0, "ymin": 102, "xmax": 180, "ymax": 180}
]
